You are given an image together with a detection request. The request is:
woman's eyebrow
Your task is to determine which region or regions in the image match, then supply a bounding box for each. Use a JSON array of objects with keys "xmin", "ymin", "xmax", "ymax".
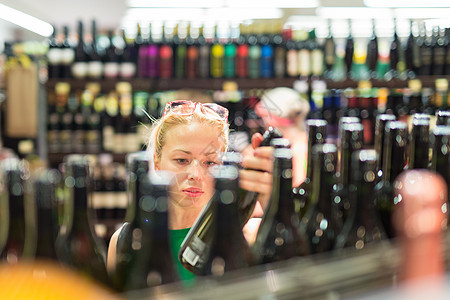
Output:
[{"xmin": 172, "ymin": 149, "xmax": 191, "ymax": 155}]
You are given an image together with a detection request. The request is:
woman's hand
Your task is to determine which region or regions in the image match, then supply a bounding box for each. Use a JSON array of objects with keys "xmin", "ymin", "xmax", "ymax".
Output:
[{"xmin": 239, "ymin": 133, "xmax": 274, "ymax": 212}]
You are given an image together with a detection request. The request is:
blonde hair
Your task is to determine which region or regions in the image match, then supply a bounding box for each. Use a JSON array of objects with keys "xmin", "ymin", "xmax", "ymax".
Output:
[{"xmin": 147, "ymin": 107, "xmax": 229, "ymax": 161}]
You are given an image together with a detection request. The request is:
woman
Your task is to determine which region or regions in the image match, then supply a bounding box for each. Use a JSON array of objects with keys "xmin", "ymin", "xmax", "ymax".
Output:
[{"xmin": 107, "ymin": 100, "xmax": 274, "ymax": 281}]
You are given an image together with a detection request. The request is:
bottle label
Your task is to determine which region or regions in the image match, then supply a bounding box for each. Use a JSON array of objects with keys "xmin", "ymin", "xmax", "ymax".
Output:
[
  {"xmin": 47, "ymin": 48, "xmax": 62, "ymax": 64},
  {"xmin": 182, "ymin": 234, "xmax": 208, "ymax": 267},
  {"xmin": 88, "ymin": 61, "xmax": 104, "ymax": 78},
  {"xmin": 104, "ymin": 62, "xmax": 120, "ymax": 78},
  {"xmin": 61, "ymin": 48, "xmax": 75, "ymax": 64},
  {"xmin": 120, "ymin": 62, "xmax": 136, "ymax": 78},
  {"xmin": 72, "ymin": 62, "xmax": 88, "ymax": 79},
  {"xmin": 311, "ymin": 49, "xmax": 324, "ymax": 76},
  {"xmin": 298, "ymin": 49, "xmax": 311, "ymax": 77},
  {"xmin": 287, "ymin": 49, "xmax": 298, "ymax": 77},
  {"xmin": 103, "ymin": 126, "xmax": 114, "ymax": 151}
]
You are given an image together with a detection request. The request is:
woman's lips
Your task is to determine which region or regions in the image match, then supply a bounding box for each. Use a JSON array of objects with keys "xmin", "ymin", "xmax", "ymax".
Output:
[{"xmin": 182, "ymin": 187, "xmax": 204, "ymax": 198}]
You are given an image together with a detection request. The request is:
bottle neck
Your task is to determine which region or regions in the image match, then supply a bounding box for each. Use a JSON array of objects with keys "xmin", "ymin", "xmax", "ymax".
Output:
[{"xmin": 315, "ymin": 167, "xmax": 335, "ymax": 215}]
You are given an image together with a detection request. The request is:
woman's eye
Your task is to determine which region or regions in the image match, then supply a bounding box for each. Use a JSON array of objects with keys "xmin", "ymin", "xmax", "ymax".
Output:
[
  {"xmin": 175, "ymin": 158, "xmax": 189, "ymax": 165},
  {"xmin": 205, "ymin": 161, "xmax": 218, "ymax": 167}
]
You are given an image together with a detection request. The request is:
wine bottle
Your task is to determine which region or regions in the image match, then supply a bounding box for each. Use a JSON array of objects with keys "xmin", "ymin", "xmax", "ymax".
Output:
[
  {"xmin": 344, "ymin": 19, "xmax": 354, "ymax": 78},
  {"xmin": 310, "ymin": 29, "xmax": 324, "ymax": 77},
  {"xmin": 88, "ymin": 20, "xmax": 104, "ymax": 79},
  {"xmin": 120, "ymin": 29, "xmax": 137, "ymax": 79},
  {"xmin": 198, "ymin": 25, "xmax": 211, "ymax": 78},
  {"xmin": 104, "ymin": 30, "xmax": 120, "ymax": 79},
  {"xmin": 159, "ymin": 24, "xmax": 174, "ymax": 79},
  {"xmin": 335, "ymin": 150, "xmax": 386, "ymax": 250},
  {"xmin": 178, "ymin": 127, "xmax": 282, "ymax": 273},
  {"xmin": 389, "ymin": 18, "xmax": 404, "ymax": 79},
  {"xmin": 114, "ymin": 156, "xmax": 178, "ymax": 291},
  {"xmin": 323, "ymin": 19, "xmax": 336, "ymax": 79},
  {"xmin": 430, "ymin": 125, "xmax": 450, "ymax": 200},
  {"xmin": 236, "ymin": 24, "xmax": 249, "ymax": 78},
  {"xmin": 0, "ymin": 158, "xmax": 36, "ymax": 262},
  {"xmin": 224, "ymin": 25, "xmax": 237, "ymax": 78},
  {"xmin": 408, "ymin": 118, "xmax": 430, "ymax": 169},
  {"xmin": 334, "ymin": 122, "xmax": 364, "ymax": 223},
  {"xmin": 374, "ymin": 114, "xmax": 396, "ymax": 182},
  {"xmin": 248, "ymin": 23, "xmax": 261, "ymax": 79},
  {"xmin": 303, "ymin": 144, "xmax": 342, "ymax": 254},
  {"xmin": 294, "ymin": 119, "xmax": 327, "ymax": 219},
  {"xmin": 59, "ymin": 26, "xmax": 74, "ymax": 78},
  {"xmin": 286, "ymin": 27, "xmax": 298, "ymax": 78},
  {"xmin": 253, "ymin": 148, "xmax": 309, "ymax": 264},
  {"xmin": 211, "ymin": 25, "xmax": 224, "ymax": 78},
  {"xmin": 71, "ymin": 20, "xmax": 88, "ymax": 79},
  {"xmin": 174, "ymin": 24, "xmax": 187, "ymax": 79},
  {"xmin": 366, "ymin": 19, "xmax": 378, "ymax": 79},
  {"xmin": 260, "ymin": 23, "xmax": 273, "ymax": 78},
  {"xmin": 273, "ymin": 22, "xmax": 286, "ymax": 79},
  {"xmin": 81, "ymin": 89, "xmax": 101, "ymax": 154},
  {"xmin": 432, "ymin": 26, "xmax": 446, "ymax": 76},
  {"xmin": 147, "ymin": 24, "xmax": 160, "ymax": 79},
  {"xmin": 47, "ymin": 26, "xmax": 62, "ymax": 79},
  {"xmin": 405, "ymin": 20, "xmax": 420, "ymax": 77},
  {"xmin": 34, "ymin": 169, "xmax": 61, "ymax": 260},
  {"xmin": 56, "ymin": 155, "xmax": 109, "ymax": 286},
  {"xmin": 297, "ymin": 29, "xmax": 311, "ymax": 78},
  {"xmin": 419, "ymin": 23, "xmax": 433, "ymax": 76},
  {"xmin": 446, "ymin": 28, "xmax": 450, "ymax": 76},
  {"xmin": 102, "ymin": 91, "xmax": 119, "ymax": 152},
  {"xmin": 199, "ymin": 165, "xmax": 253, "ymax": 276},
  {"xmin": 436, "ymin": 110, "xmax": 450, "ymax": 126},
  {"xmin": 374, "ymin": 121, "xmax": 408, "ymax": 239},
  {"xmin": 186, "ymin": 24, "xmax": 199, "ymax": 79}
]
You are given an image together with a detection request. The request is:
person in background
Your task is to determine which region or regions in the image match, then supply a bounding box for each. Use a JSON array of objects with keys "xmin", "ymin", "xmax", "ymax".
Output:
[
  {"xmin": 107, "ymin": 100, "xmax": 274, "ymax": 282},
  {"xmin": 249, "ymin": 87, "xmax": 310, "ymax": 187}
]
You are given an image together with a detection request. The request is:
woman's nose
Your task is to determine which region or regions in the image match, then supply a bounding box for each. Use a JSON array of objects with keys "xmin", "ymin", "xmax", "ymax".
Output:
[{"xmin": 187, "ymin": 160, "xmax": 203, "ymax": 181}]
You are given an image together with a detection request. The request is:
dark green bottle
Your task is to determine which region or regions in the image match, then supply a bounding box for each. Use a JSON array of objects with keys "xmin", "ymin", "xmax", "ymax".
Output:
[
  {"xmin": 374, "ymin": 121, "xmax": 408, "ymax": 239},
  {"xmin": 294, "ymin": 119, "xmax": 327, "ymax": 219},
  {"xmin": 56, "ymin": 155, "xmax": 109, "ymax": 286},
  {"xmin": 335, "ymin": 150, "xmax": 386, "ymax": 250},
  {"xmin": 253, "ymin": 148, "xmax": 309, "ymax": 264},
  {"xmin": 34, "ymin": 169, "xmax": 61, "ymax": 260},
  {"xmin": 116, "ymin": 169, "xmax": 179, "ymax": 291},
  {"xmin": 374, "ymin": 114, "xmax": 396, "ymax": 182},
  {"xmin": 408, "ymin": 118, "xmax": 430, "ymax": 169},
  {"xmin": 333, "ymin": 123, "xmax": 364, "ymax": 223},
  {"xmin": 202, "ymin": 165, "xmax": 253, "ymax": 276},
  {"xmin": 430, "ymin": 125, "xmax": 450, "ymax": 201},
  {"xmin": 303, "ymin": 144, "xmax": 342, "ymax": 254},
  {"xmin": 0, "ymin": 158, "xmax": 36, "ymax": 262}
]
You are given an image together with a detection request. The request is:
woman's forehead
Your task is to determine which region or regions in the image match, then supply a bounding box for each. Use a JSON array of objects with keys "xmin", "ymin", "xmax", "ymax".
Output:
[{"xmin": 163, "ymin": 123, "xmax": 225, "ymax": 152}]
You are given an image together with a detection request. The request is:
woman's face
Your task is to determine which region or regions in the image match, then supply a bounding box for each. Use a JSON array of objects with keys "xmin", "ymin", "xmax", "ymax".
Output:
[{"xmin": 154, "ymin": 121, "xmax": 224, "ymax": 210}]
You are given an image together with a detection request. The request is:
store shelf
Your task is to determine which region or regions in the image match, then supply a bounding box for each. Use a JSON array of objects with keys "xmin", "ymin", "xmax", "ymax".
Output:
[{"xmin": 45, "ymin": 76, "xmax": 450, "ymax": 92}]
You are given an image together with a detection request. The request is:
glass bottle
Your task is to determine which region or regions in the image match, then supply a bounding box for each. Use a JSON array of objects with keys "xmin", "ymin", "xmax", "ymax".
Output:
[
  {"xmin": 374, "ymin": 114, "xmax": 397, "ymax": 182},
  {"xmin": 56, "ymin": 155, "xmax": 109, "ymax": 286},
  {"xmin": 408, "ymin": 118, "xmax": 430, "ymax": 169},
  {"xmin": 430, "ymin": 125, "xmax": 450, "ymax": 201},
  {"xmin": 374, "ymin": 121, "xmax": 408, "ymax": 239},
  {"xmin": 0, "ymin": 158, "xmax": 35, "ymax": 262},
  {"xmin": 253, "ymin": 148, "xmax": 309, "ymax": 264},
  {"xmin": 201, "ymin": 165, "xmax": 253, "ymax": 276},
  {"xmin": 115, "ymin": 169, "xmax": 178, "ymax": 291},
  {"xmin": 335, "ymin": 150, "xmax": 386, "ymax": 250},
  {"xmin": 294, "ymin": 119, "xmax": 327, "ymax": 218},
  {"xmin": 366, "ymin": 19, "xmax": 378, "ymax": 79},
  {"xmin": 34, "ymin": 169, "xmax": 61, "ymax": 260},
  {"xmin": 436, "ymin": 110, "xmax": 450, "ymax": 126},
  {"xmin": 334, "ymin": 122, "xmax": 364, "ymax": 223},
  {"xmin": 303, "ymin": 144, "xmax": 342, "ymax": 254}
]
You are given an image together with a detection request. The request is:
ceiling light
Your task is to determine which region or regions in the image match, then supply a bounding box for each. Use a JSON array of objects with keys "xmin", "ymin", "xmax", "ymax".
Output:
[
  {"xmin": 364, "ymin": 0, "xmax": 450, "ymax": 8},
  {"xmin": 226, "ymin": 0, "xmax": 319, "ymax": 8},
  {"xmin": 127, "ymin": 0, "xmax": 224, "ymax": 8},
  {"xmin": 393, "ymin": 8, "xmax": 450, "ymax": 19},
  {"xmin": 316, "ymin": 7, "xmax": 394, "ymax": 19},
  {"xmin": 0, "ymin": 3, "xmax": 53, "ymax": 37}
]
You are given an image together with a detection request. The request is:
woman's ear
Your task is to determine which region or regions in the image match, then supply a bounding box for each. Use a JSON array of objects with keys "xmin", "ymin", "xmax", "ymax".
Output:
[{"xmin": 153, "ymin": 152, "xmax": 160, "ymax": 170}]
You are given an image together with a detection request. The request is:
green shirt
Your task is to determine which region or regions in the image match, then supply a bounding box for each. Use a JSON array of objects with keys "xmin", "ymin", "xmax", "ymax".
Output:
[{"xmin": 169, "ymin": 228, "xmax": 196, "ymax": 284}]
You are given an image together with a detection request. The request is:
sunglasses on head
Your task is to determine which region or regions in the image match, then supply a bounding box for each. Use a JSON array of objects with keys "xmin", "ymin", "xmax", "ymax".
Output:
[{"xmin": 162, "ymin": 100, "xmax": 229, "ymax": 122}]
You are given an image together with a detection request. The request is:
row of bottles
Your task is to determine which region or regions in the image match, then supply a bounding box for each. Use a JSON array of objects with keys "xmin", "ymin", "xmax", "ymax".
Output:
[
  {"xmin": 46, "ymin": 20, "xmax": 450, "ymax": 81},
  {"xmin": 1, "ymin": 110, "xmax": 449, "ymax": 292}
]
